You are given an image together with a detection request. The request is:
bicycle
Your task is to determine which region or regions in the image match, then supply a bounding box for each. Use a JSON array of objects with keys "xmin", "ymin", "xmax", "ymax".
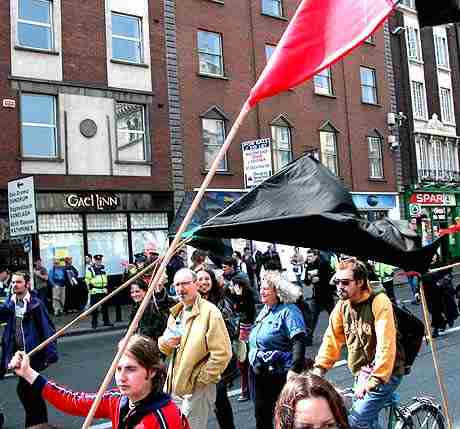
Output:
[{"xmin": 342, "ymin": 388, "xmax": 445, "ymax": 429}]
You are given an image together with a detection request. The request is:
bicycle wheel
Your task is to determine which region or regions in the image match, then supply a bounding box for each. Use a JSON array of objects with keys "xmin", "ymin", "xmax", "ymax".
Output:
[{"xmin": 395, "ymin": 400, "xmax": 445, "ymax": 429}]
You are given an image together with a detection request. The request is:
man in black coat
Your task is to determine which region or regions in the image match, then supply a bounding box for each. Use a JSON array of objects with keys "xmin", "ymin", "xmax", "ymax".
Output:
[{"xmin": 304, "ymin": 249, "xmax": 335, "ymax": 344}]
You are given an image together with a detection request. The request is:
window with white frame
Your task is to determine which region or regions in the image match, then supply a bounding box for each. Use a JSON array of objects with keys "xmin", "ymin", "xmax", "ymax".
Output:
[
  {"xmin": 112, "ymin": 13, "xmax": 143, "ymax": 64},
  {"xmin": 368, "ymin": 136, "xmax": 384, "ymax": 179},
  {"xmin": 320, "ymin": 130, "xmax": 338, "ymax": 175},
  {"xmin": 360, "ymin": 67, "xmax": 378, "ymax": 104},
  {"xmin": 406, "ymin": 27, "xmax": 421, "ymax": 61},
  {"xmin": 400, "ymin": 0, "xmax": 415, "ymax": 8},
  {"xmin": 440, "ymin": 87, "xmax": 455, "ymax": 124},
  {"xmin": 314, "ymin": 67, "xmax": 333, "ymax": 95},
  {"xmin": 262, "ymin": 0, "xmax": 283, "ymax": 17},
  {"xmin": 411, "ymin": 81, "xmax": 427, "ymax": 119},
  {"xmin": 116, "ymin": 103, "xmax": 148, "ymax": 162},
  {"xmin": 416, "ymin": 135, "xmax": 460, "ymax": 182},
  {"xmin": 18, "ymin": 0, "xmax": 53, "ymax": 50},
  {"xmin": 21, "ymin": 93, "xmax": 57, "ymax": 158},
  {"xmin": 197, "ymin": 31, "xmax": 224, "ymax": 77},
  {"xmin": 271, "ymin": 124, "xmax": 292, "ymax": 171},
  {"xmin": 434, "ymin": 35, "xmax": 449, "ymax": 68},
  {"xmin": 202, "ymin": 118, "xmax": 227, "ymax": 171},
  {"xmin": 265, "ymin": 44, "xmax": 276, "ymax": 62}
]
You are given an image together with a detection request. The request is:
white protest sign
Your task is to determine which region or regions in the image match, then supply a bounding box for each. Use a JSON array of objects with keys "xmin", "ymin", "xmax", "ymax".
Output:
[
  {"xmin": 241, "ymin": 138, "xmax": 273, "ymax": 189},
  {"xmin": 8, "ymin": 176, "xmax": 37, "ymax": 237}
]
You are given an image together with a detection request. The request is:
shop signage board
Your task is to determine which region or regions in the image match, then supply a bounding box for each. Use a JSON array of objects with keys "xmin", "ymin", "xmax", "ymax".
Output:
[
  {"xmin": 241, "ymin": 138, "xmax": 273, "ymax": 189},
  {"xmin": 409, "ymin": 192, "xmax": 456, "ymax": 206},
  {"xmin": 432, "ymin": 207, "xmax": 446, "ymax": 220},
  {"xmin": 409, "ymin": 204, "xmax": 421, "ymax": 217},
  {"xmin": 65, "ymin": 192, "xmax": 119, "ymax": 210},
  {"xmin": 8, "ymin": 176, "xmax": 37, "ymax": 237}
]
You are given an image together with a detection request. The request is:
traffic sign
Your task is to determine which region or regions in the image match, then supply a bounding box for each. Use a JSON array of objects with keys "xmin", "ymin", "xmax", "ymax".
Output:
[{"xmin": 8, "ymin": 176, "xmax": 37, "ymax": 237}]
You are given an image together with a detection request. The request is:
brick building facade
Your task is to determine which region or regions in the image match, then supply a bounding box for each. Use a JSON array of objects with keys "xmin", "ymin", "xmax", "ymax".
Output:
[
  {"xmin": 0, "ymin": 0, "xmax": 401, "ymax": 273},
  {"xmin": 168, "ymin": 0, "xmax": 400, "ymax": 228},
  {"xmin": 389, "ymin": 0, "xmax": 460, "ymax": 261}
]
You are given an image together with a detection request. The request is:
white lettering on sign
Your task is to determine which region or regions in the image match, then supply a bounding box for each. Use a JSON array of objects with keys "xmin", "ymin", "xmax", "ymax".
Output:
[
  {"xmin": 66, "ymin": 193, "xmax": 119, "ymax": 210},
  {"xmin": 2, "ymin": 99, "xmax": 16, "ymax": 109},
  {"xmin": 409, "ymin": 192, "xmax": 456, "ymax": 206},
  {"xmin": 8, "ymin": 176, "xmax": 37, "ymax": 237}
]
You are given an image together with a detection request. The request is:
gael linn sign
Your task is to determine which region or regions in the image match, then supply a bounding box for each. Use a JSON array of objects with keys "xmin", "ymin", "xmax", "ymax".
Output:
[{"xmin": 65, "ymin": 193, "xmax": 120, "ymax": 210}]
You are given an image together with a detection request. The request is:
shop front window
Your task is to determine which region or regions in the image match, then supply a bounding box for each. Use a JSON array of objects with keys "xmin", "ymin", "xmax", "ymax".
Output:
[
  {"xmin": 87, "ymin": 231, "xmax": 129, "ymax": 275},
  {"xmin": 39, "ymin": 232, "xmax": 85, "ymax": 274},
  {"xmin": 131, "ymin": 230, "xmax": 168, "ymax": 257}
]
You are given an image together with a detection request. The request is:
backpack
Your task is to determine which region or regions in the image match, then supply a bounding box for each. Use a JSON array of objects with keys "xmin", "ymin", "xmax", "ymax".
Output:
[{"xmin": 390, "ymin": 302, "xmax": 425, "ymax": 374}]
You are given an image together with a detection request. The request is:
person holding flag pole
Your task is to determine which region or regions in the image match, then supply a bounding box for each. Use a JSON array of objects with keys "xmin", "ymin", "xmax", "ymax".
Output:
[{"xmin": 21, "ymin": 1, "xmax": 460, "ymax": 429}]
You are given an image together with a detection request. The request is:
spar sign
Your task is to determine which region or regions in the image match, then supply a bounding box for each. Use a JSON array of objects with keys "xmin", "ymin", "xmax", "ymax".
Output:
[
  {"xmin": 409, "ymin": 192, "xmax": 456, "ymax": 207},
  {"xmin": 8, "ymin": 176, "xmax": 37, "ymax": 237},
  {"xmin": 242, "ymin": 138, "xmax": 273, "ymax": 189}
]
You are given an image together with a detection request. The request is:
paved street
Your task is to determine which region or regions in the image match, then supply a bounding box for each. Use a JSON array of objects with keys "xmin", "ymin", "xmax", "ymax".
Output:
[{"xmin": 1, "ymin": 285, "xmax": 460, "ymax": 428}]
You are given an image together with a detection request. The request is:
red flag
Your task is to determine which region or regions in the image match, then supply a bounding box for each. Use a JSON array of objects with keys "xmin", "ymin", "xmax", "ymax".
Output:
[{"xmin": 247, "ymin": 0, "xmax": 397, "ymax": 107}]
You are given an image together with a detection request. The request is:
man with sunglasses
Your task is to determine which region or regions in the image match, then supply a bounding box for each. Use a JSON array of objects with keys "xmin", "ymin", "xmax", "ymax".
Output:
[{"xmin": 312, "ymin": 258, "xmax": 405, "ymax": 429}]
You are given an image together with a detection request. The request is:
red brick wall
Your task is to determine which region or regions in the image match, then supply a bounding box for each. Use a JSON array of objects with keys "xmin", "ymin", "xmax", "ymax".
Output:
[
  {"xmin": 175, "ymin": 0, "xmax": 397, "ymax": 193},
  {"xmin": 0, "ymin": 1, "xmax": 20, "ymax": 187},
  {"xmin": 61, "ymin": 0, "xmax": 107, "ymax": 85}
]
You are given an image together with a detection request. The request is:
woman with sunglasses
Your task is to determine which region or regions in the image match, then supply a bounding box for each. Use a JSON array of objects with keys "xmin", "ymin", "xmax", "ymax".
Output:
[
  {"xmin": 248, "ymin": 270, "xmax": 307, "ymax": 429},
  {"xmin": 274, "ymin": 372, "xmax": 350, "ymax": 429}
]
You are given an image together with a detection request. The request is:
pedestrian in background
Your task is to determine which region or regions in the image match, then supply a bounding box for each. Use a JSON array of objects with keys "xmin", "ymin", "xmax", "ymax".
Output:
[
  {"xmin": 0, "ymin": 272, "xmax": 58, "ymax": 429},
  {"xmin": 48, "ymin": 258, "xmax": 66, "ymax": 316},
  {"xmin": 0, "ymin": 266, "xmax": 12, "ymax": 298},
  {"xmin": 33, "ymin": 258, "xmax": 49, "ymax": 307},
  {"xmin": 197, "ymin": 269, "xmax": 237, "ymax": 429},
  {"xmin": 63, "ymin": 256, "xmax": 79, "ymax": 313},
  {"xmin": 249, "ymin": 270, "xmax": 307, "ymax": 429},
  {"xmin": 85, "ymin": 254, "xmax": 112, "ymax": 329},
  {"xmin": 231, "ymin": 272, "xmax": 256, "ymax": 402},
  {"xmin": 304, "ymin": 249, "xmax": 335, "ymax": 345},
  {"xmin": 290, "ymin": 247, "xmax": 305, "ymax": 289},
  {"xmin": 130, "ymin": 276, "xmax": 174, "ymax": 343}
]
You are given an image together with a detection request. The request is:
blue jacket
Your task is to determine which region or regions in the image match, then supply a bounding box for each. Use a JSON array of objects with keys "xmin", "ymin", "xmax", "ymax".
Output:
[{"xmin": 0, "ymin": 292, "xmax": 58, "ymax": 378}]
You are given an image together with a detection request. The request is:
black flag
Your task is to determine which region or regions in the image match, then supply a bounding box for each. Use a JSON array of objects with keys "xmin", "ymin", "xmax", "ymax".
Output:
[
  {"xmin": 416, "ymin": 0, "xmax": 460, "ymax": 27},
  {"xmin": 196, "ymin": 155, "xmax": 442, "ymax": 273}
]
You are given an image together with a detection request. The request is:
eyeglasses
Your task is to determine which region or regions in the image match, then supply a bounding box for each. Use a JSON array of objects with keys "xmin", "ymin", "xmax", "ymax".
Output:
[
  {"xmin": 334, "ymin": 278, "xmax": 355, "ymax": 286},
  {"xmin": 174, "ymin": 280, "xmax": 194, "ymax": 288}
]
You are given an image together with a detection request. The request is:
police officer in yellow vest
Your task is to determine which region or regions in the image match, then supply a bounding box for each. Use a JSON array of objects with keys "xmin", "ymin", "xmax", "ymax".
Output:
[{"xmin": 85, "ymin": 254, "xmax": 112, "ymax": 329}]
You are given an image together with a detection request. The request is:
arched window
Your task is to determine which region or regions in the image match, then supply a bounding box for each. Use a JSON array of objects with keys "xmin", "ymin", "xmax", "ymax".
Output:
[
  {"xmin": 318, "ymin": 121, "xmax": 339, "ymax": 175},
  {"xmin": 270, "ymin": 116, "xmax": 293, "ymax": 172},
  {"xmin": 368, "ymin": 130, "xmax": 384, "ymax": 179},
  {"xmin": 200, "ymin": 106, "xmax": 228, "ymax": 171}
]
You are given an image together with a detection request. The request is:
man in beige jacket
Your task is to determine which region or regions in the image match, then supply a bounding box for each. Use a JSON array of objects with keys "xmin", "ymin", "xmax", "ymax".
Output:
[{"xmin": 159, "ymin": 268, "xmax": 232, "ymax": 429}]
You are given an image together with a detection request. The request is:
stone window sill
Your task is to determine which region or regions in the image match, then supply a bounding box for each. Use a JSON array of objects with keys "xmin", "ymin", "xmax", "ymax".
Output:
[
  {"xmin": 197, "ymin": 72, "xmax": 229, "ymax": 81},
  {"xmin": 18, "ymin": 156, "xmax": 64, "ymax": 162},
  {"xmin": 201, "ymin": 169, "xmax": 233, "ymax": 176},
  {"xmin": 111, "ymin": 59, "xmax": 150, "ymax": 69},
  {"xmin": 115, "ymin": 160, "xmax": 152, "ymax": 166},
  {"xmin": 261, "ymin": 12, "xmax": 288, "ymax": 21},
  {"xmin": 14, "ymin": 45, "xmax": 60, "ymax": 55}
]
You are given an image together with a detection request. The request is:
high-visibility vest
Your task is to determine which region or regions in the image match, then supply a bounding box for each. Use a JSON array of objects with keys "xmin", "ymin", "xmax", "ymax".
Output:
[{"xmin": 85, "ymin": 265, "xmax": 108, "ymax": 295}]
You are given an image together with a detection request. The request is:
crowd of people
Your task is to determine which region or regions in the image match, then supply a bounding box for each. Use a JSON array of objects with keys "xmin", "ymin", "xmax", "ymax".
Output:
[{"xmin": 0, "ymin": 243, "xmax": 454, "ymax": 429}]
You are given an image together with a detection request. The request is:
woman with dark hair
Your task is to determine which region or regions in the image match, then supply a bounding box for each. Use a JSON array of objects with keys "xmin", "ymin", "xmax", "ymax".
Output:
[
  {"xmin": 130, "ymin": 277, "xmax": 175, "ymax": 342},
  {"xmin": 274, "ymin": 372, "xmax": 350, "ymax": 429},
  {"xmin": 9, "ymin": 334, "xmax": 189, "ymax": 428},
  {"xmin": 197, "ymin": 269, "xmax": 237, "ymax": 429},
  {"xmin": 231, "ymin": 272, "xmax": 256, "ymax": 402}
]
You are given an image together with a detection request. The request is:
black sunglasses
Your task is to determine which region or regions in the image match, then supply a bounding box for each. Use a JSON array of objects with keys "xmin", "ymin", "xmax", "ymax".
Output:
[{"xmin": 334, "ymin": 278, "xmax": 355, "ymax": 286}]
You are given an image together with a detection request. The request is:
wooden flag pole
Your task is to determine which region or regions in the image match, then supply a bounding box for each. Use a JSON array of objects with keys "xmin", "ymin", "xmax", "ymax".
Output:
[
  {"xmin": 418, "ymin": 282, "xmax": 453, "ymax": 429},
  {"xmin": 80, "ymin": 100, "xmax": 251, "ymax": 429},
  {"xmin": 429, "ymin": 260, "xmax": 460, "ymax": 274},
  {"xmin": 26, "ymin": 238, "xmax": 187, "ymax": 358}
]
